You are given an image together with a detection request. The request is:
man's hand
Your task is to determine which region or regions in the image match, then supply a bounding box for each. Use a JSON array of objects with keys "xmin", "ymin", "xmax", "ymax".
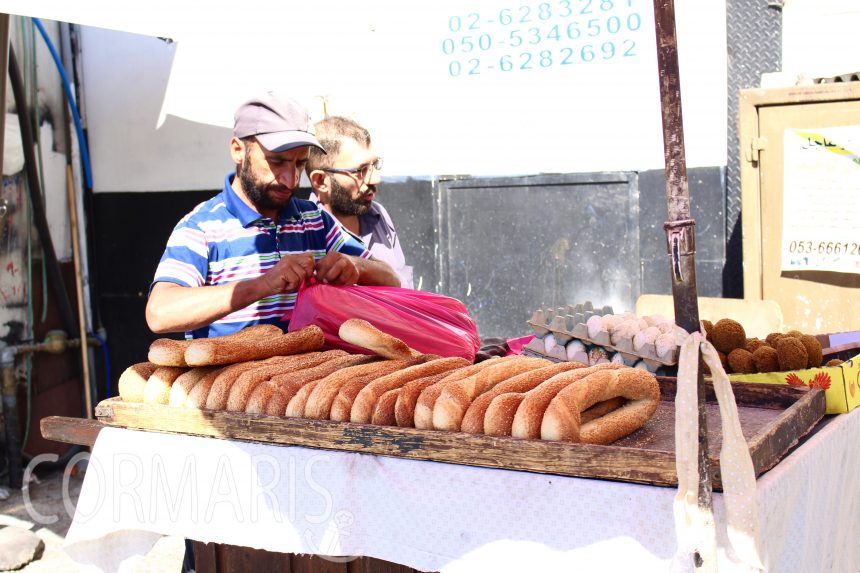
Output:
[
  {"xmin": 315, "ymin": 252, "xmax": 360, "ymax": 285},
  {"xmin": 262, "ymin": 253, "xmax": 315, "ymax": 294}
]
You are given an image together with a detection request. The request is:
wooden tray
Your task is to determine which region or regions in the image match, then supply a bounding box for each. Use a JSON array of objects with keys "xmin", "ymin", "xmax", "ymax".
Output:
[{"xmin": 46, "ymin": 379, "xmax": 824, "ymax": 491}]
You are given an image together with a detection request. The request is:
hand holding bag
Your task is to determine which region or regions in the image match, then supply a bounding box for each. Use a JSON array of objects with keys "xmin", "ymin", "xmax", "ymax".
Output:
[{"xmin": 286, "ymin": 283, "xmax": 481, "ymax": 362}]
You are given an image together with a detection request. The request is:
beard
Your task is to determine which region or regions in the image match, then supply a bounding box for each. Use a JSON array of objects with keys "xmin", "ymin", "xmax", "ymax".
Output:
[
  {"xmin": 237, "ymin": 157, "xmax": 292, "ymax": 213},
  {"xmin": 328, "ymin": 177, "xmax": 373, "ymax": 217}
]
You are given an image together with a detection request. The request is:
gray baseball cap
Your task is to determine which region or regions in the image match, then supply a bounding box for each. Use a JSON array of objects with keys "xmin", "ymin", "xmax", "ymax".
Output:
[{"xmin": 233, "ymin": 92, "xmax": 325, "ymax": 153}]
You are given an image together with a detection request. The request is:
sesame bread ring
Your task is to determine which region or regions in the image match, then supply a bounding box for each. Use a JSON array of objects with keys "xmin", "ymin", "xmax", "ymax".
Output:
[
  {"xmin": 371, "ymin": 388, "xmax": 401, "ymax": 426},
  {"xmin": 143, "ymin": 366, "xmax": 189, "ymax": 405},
  {"xmin": 169, "ymin": 366, "xmax": 220, "ymax": 407},
  {"xmin": 149, "ymin": 325, "xmax": 283, "ymax": 367},
  {"xmin": 411, "ymin": 359, "xmax": 511, "ymax": 429},
  {"xmin": 338, "ymin": 318, "xmax": 420, "ymax": 360},
  {"xmin": 510, "ymin": 363, "xmax": 624, "ymax": 439},
  {"xmin": 460, "ymin": 361, "xmax": 587, "ymax": 434},
  {"xmin": 353, "ymin": 356, "xmax": 470, "ymax": 424},
  {"xmin": 394, "ymin": 371, "xmax": 453, "ymax": 428},
  {"xmin": 118, "ymin": 362, "xmax": 159, "ymax": 403},
  {"xmin": 185, "ymin": 325, "xmax": 324, "ymax": 366},
  {"xmin": 265, "ymin": 354, "xmax": 375, "ymax": 416},
  {"xmin": 304, "ymin": 358, "xmax": 402, "ymax": 420},
  {"xmin": 432, "ymin": 356, "xmax": 551, "ymax": 431},
  {"xmin": 148, "ymin": 338, "xmax": 193, "ymax": 367},
  {"xmin": 329, "ymin": 358, "xmax": 423, "ymax": 422},
  {"xmin": 225, "ymin": 351, "xmax": 347, "ymax": 412},
  {"xmin": 541, "ymin": 368, "xmax": 660, "ymax": 444}
]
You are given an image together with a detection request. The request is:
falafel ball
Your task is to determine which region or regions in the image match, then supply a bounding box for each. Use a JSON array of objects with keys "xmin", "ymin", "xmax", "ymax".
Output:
[
  {"xmin": 727, "ymin": 348, "xmax": 756, "ymax": 374},
  {"xmin": 775, "ymin": 336, "xmax": 808, "ymax": 371},
  {"xmin": 785, "ymin": 330, "xmax": 804, "ymax": 339},
  {"xmin": 765, "ymin": 332, "xmax": 783, "ymax": 347},
  {"xmin": 701, "ymin": 319, "xmax": 714, "ymax": 342},
  {"xmin": 752, "ymin": 346, "xmax": 780, "ymax": 373},
  {"xmin": 825, "ymin": 358, "xmax": 844, "ymax": 367},
  {"xmin": 798, "ymin": 334, "xmax": 823, "ymax": 368},
  {"xmin": 711, "ymin": 318, "xmax": 747, "ymax": 354},
  {"xmin": 745, "ymin": 338, "xmax": 767, "ymax": 353}
]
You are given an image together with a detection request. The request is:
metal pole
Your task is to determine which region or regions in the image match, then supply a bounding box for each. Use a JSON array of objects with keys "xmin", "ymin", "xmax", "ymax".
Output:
[
  {"xmin": 0, "ymin": 14, "xmax": 10, "ymax": 182},
  {"xmin": 66, "ymin": 165, "xmax": 93, "ymax": 418},
  {"xmin": 651, "ymin": 0, "xmax": 712, "ymax": 567}
]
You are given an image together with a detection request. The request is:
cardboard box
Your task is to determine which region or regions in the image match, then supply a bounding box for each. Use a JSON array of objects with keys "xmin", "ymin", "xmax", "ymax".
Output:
[{"xmin": 730, "ymin": 352, "xmax": 860, "ymax": 414}]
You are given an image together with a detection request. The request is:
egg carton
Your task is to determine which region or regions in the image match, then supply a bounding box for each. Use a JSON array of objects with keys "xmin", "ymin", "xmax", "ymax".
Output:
[
  {"xmin": 526, "ymin": 301, "xmax": 614, "ymax": 344},
  {"xmin": 525, "ymin": 305, "xmax": 681, "ymax": 367},
  {"xmin": 522, "ymin": 334, "xmax": 670, "ymax": 374}
]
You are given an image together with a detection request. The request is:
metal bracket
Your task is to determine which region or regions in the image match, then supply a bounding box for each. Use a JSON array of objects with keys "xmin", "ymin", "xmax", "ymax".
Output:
[
  {"xmin": 745, "ymin": 136, "xmax": 767, "ymax": 163},
  {"xmin": 664, "ymin": 219, "xmax": 697, "ymax": 282}
]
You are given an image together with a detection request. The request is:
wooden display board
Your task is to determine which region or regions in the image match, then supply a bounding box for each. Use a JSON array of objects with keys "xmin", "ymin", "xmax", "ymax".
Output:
[
  {"xmin": 739, "ymin": 83, "xmax": 860, "ymax": 332},
  {"xmin": 43, "ymin": 379, "xmax": 824, "ymax": 491}
]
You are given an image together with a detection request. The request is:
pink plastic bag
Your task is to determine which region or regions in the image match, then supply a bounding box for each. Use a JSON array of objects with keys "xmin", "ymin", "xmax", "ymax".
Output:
[
  {"xmin": 505, "ymin": 335, "xmax": 534, "ymax": 356},
  {"xmin": 286, "ymin": 283, "xmax": 481, "ymax": 362}
]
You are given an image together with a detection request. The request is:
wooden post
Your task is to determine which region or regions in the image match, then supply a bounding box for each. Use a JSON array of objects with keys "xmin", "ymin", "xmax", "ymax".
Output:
[{"xmin": 651, "ymin": 0, "xmax": 712, "ymax": 567}]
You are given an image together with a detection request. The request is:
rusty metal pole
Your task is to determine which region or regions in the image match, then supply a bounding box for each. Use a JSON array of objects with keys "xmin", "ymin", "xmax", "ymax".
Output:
[
  {"xmin": 651, "ymin": 0, "xmax": 712, "ymax": 567},
  {"xmin": 0, "ymin": 14, "xmax": 9, "ymax": 178}
]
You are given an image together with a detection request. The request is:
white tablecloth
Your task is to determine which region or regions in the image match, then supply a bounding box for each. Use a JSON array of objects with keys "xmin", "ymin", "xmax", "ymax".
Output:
[{"xmin": 64, "ymin": 408, "xmax": 860, "ymax": 573}]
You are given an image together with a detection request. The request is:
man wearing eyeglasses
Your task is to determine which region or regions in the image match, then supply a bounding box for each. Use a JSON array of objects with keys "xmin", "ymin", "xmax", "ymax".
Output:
[
  {"xmin": 306, "ymin": 116, "xmax": 414, "ymax": 289},
  {"xmin": 146, "ymin": 93, "xmax": 400, "ymax": 339}
]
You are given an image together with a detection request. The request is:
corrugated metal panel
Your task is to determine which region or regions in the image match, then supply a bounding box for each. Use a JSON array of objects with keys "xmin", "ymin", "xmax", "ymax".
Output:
[{"xmin": 725, "ymin": 0, "xmax": 782, "ymax": 297}]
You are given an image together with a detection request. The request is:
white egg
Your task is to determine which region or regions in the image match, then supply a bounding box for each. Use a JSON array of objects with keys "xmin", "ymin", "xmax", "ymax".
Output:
[
  {"xmin": 586, "ymin": 314, "xmax": 605, "ymax": 339},
  {"xmin": 544, "ymin": 333, "xmax": 557, "ymax": 353}
]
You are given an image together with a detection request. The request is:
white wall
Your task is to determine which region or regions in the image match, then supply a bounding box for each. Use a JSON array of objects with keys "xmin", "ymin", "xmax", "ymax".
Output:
[
  {"xmin": 12, "ymin": 0, "xmax": 860, "ymax": 193},
  {"xmin": 80, "ymin": 28, "xmax": 232, "ymax": 192},
  {"xmin": 4, "ymin": 19, "xmax": 75, "ymax": 259},
  {"xmin": 62, "ymin": 0, "xmax": 728, "ymax": 191},
  {"xmin": 782, "ymin": 0, "xmax": 860, "ymax": 80}
]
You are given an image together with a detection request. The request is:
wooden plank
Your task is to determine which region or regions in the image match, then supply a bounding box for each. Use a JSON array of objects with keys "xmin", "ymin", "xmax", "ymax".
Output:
[
  {"xmin": 740, "ymin": 82, "xmax": 860, "ymax": 109},
  {"xmin": 660, "ymin": 376, "xmax": 817, "ymax": 410},
  {"xmin": 191, "ymin": 541, "xmax": 218, "ymax": 573},
  {"xmin": 91, "ymin": 379, "xmax": 824, "ymax": 490},
  {"xmin": 217, "ymin": 543, "xmax": 293, "ymax": 570},
  {"xmin": 190, "ymin": 542, "xmax": 432, "ymax": 573},
  {"xmin": 40, "ymin": 416, "xmax": 104, "ymax": 447},
  {"xmin": 349, "ymin": 556, "xmax": 428, "ymax": 573},
  {"xmin": 289, "ymin": 554, "xmax": 349, "ymax": 573},
  {"xmin": 745, "ymin": 386, "xmax": 827, "ymax": 477},
  {"xmin": 94, "ymin": 397, "xmax": 678, "ymax": 487}
]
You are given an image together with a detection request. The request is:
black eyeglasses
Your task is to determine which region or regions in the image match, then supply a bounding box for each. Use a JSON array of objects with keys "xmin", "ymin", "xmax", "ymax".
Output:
[{"xmin": 321, "ymin": 158, "xmax": 383, "ymax": 181}]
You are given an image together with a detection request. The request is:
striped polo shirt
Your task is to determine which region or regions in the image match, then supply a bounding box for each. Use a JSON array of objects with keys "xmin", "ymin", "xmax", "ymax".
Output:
[{"xmin": 153, "ymin": 174, "xmax": 370, "ymax": 338}]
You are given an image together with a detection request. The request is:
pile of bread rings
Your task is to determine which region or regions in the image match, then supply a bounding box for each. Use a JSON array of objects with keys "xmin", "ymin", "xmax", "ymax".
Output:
[{"xmin": 117, "ymin": 319, "xmax": 661, "ymax": 445}]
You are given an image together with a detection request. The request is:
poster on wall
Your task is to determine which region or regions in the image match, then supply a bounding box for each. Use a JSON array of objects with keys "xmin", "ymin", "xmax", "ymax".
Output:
[{"xmin": 781, "ymin": 126, "xmax": 860, "ymax": 274}]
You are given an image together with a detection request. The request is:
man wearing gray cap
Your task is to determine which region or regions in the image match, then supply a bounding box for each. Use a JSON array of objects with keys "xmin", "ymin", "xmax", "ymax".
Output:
[{"xmin": 146, "ymin": 92, "xmax": 400, "ymax": 338}]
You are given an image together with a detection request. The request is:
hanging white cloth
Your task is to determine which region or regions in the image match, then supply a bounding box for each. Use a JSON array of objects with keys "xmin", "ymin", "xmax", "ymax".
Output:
[{"xmin": 673, "ymin": 331, "xmax": 765, "ymax": 572}]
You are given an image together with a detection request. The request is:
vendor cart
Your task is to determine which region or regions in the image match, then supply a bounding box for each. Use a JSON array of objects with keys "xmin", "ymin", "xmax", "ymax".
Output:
[
  {"xmin": 9, "ymin": 0, "xmax": 859, "ymax": 571},
  {"xmin": 39, "ymin": 395, "xmax": 860, "ymax": 572}
]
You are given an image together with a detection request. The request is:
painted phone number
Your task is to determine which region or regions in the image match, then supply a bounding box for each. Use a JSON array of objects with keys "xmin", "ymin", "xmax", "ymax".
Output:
[
  {"xmin": 443, "ymin": 13, "xmax": 643, "ymax": 55},
  {"xmin": 446, "ymin": 0, "xmax": 639, "ymax": 32},
  {"xmin": 788, "ymin": 240, "xmax": 860, "ymax": 257},
  {"xmin": 447, "ymin": 40, "xmax": 636, "ymax": 76}
]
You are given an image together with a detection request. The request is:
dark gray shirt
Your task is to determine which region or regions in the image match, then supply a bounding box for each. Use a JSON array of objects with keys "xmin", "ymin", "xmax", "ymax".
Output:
[{"xmin": 309, "ymin": 192, "xmax": 413, "ymax": 289}]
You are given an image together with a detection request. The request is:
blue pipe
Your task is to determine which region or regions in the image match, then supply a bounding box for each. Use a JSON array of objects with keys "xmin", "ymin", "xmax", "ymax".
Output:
[
  {"xmin": 32, "ymin": 18, "xmax": 93, "ymax": 189},
  {"xmin": 91, "ymin": 331, "xmax": 113, "ymax": 398}
]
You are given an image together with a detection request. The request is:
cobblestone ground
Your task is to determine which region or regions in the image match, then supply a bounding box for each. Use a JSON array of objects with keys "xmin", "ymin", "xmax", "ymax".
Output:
[{"xmin": 1, "ymin": 466, "xmax": 184, "ymax": 572}]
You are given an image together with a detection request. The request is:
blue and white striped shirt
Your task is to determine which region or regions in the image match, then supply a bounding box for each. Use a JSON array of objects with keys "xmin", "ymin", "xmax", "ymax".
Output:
[{"xmin": 153, "ymin": 174, "xmax": 370, "ymax": 338}]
